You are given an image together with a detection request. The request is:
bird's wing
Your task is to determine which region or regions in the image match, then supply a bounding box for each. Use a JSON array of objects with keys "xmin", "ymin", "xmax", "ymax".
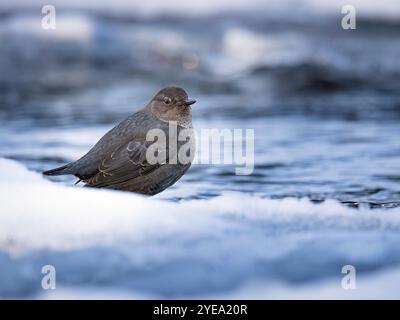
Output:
[
  {"xmin": 83, "ymin": 138, "xmax": 168, "ymax": 188},
  {"xmin": 68, "ymin": 110, "xmax": 158, "ymax": 180}
]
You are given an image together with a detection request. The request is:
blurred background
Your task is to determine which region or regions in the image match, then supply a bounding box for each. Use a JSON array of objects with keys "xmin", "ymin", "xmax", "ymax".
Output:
[
  {"xmin": 1, "ymin": 0, "xmax": 400, "ymax": 299},
  {"xmin": 0, "ymin": 0, "xmax": 400, "ymax": 204}
]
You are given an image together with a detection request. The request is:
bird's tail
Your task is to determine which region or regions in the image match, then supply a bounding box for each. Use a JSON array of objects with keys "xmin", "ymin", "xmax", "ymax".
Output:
[{"xmin": 42, "ymin": 164, "xmax": 69, "ymax": 176}]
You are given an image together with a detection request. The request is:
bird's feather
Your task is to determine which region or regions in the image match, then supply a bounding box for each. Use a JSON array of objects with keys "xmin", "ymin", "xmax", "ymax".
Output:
[{"xmin": 84, "ymin": 139, "xmax": 162, "ymax": 187}]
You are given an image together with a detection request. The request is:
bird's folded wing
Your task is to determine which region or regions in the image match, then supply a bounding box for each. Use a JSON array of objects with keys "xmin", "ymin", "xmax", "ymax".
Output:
[{"xmin": 84, "ymin": 139, "xmax": 167, "ymax": 187}]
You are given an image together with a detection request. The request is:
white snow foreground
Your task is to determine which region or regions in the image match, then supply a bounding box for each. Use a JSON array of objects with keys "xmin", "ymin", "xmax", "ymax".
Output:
[{"xmin": 1, "ymin": 157, "xmax": 400, "ymax": 299}]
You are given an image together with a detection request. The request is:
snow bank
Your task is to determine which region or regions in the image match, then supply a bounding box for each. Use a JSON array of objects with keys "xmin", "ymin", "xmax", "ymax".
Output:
[{"xmin": 1, "ymin": 158, "xmax": 400, "ymax": 299}]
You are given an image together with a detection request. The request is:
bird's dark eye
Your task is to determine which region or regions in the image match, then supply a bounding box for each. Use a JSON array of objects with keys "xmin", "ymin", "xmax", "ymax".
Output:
[{"xmin": 163, "ymin": 97, "xmax": 172, "ymax": 105}]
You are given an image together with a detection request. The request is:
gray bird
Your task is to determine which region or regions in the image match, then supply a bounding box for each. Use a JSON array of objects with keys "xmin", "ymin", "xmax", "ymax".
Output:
[{"xmin": 43, "ymin": 86, "xmax": 196, "ymax": 195}]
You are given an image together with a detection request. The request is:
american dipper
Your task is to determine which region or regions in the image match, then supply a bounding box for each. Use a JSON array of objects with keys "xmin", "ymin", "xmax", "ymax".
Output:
[{"xmin": 43, "ymin": 86, "xmax": 196, "ymax": 195}]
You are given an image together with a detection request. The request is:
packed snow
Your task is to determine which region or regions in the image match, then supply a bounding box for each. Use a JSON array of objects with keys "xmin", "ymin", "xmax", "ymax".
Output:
[{"xmin": 1, "ymin": 158, "xmax": 400, "ymax": 299}]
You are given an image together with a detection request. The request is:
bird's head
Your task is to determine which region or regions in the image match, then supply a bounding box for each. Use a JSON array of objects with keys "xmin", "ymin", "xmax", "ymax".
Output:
[{"xmin": 148, "ymin": 86, "xmax": 196, "ymax": 127}]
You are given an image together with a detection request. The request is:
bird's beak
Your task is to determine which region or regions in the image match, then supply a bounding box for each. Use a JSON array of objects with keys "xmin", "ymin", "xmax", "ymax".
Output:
[{"xmin": 184, "ymin": 99, "xmax": 196, "ymax": 106}]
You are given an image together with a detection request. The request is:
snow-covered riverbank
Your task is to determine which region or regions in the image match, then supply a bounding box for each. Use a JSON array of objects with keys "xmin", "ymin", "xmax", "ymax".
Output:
[{"xmin": 2, "ymin": 158, "xmax": 400, "ymax": 299}]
